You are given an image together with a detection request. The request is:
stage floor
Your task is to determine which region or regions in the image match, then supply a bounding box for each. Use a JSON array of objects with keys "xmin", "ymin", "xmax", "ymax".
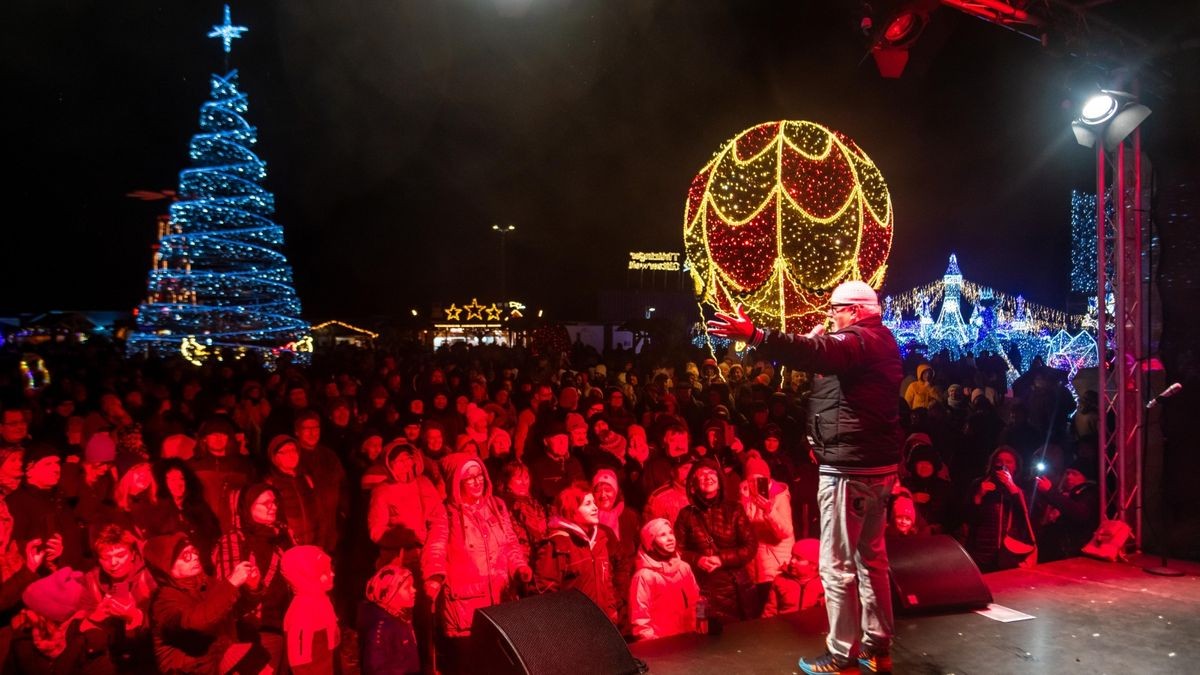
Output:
[{"xmin": 630, "ymin": 553, "xmax": 1200, "ymax": 674}]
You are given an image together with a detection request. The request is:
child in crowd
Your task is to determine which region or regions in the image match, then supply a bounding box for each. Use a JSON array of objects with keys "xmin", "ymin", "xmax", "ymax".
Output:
[
  {"xmin": 762, "ymin": 538, "xmax": 823, "ymax": 617},
  {"xmin": 629, "ymin": 518, "xmax": 699, "ymax": 641},
  {"xmin": 359, "ymin": 563, "xmax": 420, "ymax": 675}
]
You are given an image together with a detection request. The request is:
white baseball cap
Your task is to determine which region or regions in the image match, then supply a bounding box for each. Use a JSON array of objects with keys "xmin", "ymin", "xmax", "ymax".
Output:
[{"xmin": 830, "ymin": 280, "xmax": 879, "ymax": 307}]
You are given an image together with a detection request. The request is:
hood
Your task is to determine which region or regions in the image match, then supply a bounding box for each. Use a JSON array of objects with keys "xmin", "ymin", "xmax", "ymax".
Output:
[
  {"xmin": 902, "ymin": 433, "xmax": 933, "ymax": 460},
  {"xmin": 635, "ymin": 549, "xmax": 687, "ymax": 579},
  {"xmin": 281, "ymin": 545, "xmax": 333, "ymax": 596},
  {"xmin": 686, "ymin": 456, "xmax": 724, "ymax": 508},
  {"xmin": 916, "ymin": 364, "xmax": 934, "ymax": 380},
  {"xmin": 441, "ymin": 452, "xmax": 492, "ymax": 506},
  {"xmin": 547, "ymin": 516, "xmax": 597, "ymax": 548},
  {"xmin": 143, "ymin": 532, "xmax": 190, "ymax": 584},
  {"xmin": 382, "ymin": 439, "xmax": 424, "ymax": 482}
]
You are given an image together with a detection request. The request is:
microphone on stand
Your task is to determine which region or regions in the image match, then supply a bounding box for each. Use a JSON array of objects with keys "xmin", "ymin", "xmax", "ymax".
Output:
[{"xmin": 1146, "ymin": 382, "xmax": 1182, "ymax": 409}]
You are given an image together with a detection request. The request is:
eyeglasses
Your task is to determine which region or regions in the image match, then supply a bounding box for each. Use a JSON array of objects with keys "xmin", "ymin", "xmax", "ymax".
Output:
[{"xmin": 827, "ymin": 304, "xmax": 858, "ymax": 317}]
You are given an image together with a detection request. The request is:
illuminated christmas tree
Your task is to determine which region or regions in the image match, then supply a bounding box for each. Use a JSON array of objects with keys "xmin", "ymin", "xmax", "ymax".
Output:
[{"xmin": 128, "ymin": 6, "xmax": 310, "ymax": 365}]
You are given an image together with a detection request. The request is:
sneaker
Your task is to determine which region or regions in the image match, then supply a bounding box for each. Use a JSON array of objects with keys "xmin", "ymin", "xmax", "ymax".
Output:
[
  {"xmin": 856, "ymin": 645, "xmax": 893, "ymax": 674},
  {"xmin": 798, "ymin": 652, "xmax": 856, "ymax": 674}
]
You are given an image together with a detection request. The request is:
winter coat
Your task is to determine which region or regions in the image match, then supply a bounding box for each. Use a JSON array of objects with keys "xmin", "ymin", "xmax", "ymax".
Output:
[
  {"xmin": 213, "ymin": 485, "xmax": 293, "ymax": 634},
  {"xmin": 498, "ymin": 493, "xmax": 547, "ymax": 562},
  {"xmin": 628, "ymin": 550, "xmax": 699, "ymax": 641},
  {"xmin": 754, "ymin": 315, "xmax": 904, "ymax": 476},
  {"xmin": 527, "ymin": 453, "xmax": 586, "ymax": 506},
  {"xmin": 281, "ymin": 546, "xmax": 340, "ymax": 675},
  {"xmin": 532, "ymin": 518, "xmax": 618, "ymax": 623},
  {"xmin": 367, "ymin": 443, "xmax": 443, "ymax": 568},
  {"xmin": 761, "ymin": 572, "xmax": 824, "ymax": 617},
  {"xmin": 673, "ymin": 459, "xmax": 757, "ymax": 622},
  {"xmin": 6, "ymin": 485, "xmax": 85, "ymax": 570},
  {"xmin": 300, "ymin": 444, "xmax": 348, "ymax": 554},
  {"xmin": 187, "ymin": 452, "xmax": 255, "ymax": 533},
  {"xmin": 10, "ymin": 618, "xmax": 113, "ymax": 675},
  {"xmin": 421, "ymin": 454, "xmax": 526, "ymax": 637},
  {"xmin": 80, "ymin": 564, "xmax": 157, "ymax": 669},
  {"xmin": 903, "ymin": 364, "xmax": 943, "ymax": 410},
  {"xmin": 357, "ymin": 602, "xmax": 419, "ymax": 675},
  {"xmin": 738, "ymin": 479, "xmax": 794, "ymax": 583},
  {"xmin": 263, "ymin": 468, "xmax": 320, "ymax": 549}
]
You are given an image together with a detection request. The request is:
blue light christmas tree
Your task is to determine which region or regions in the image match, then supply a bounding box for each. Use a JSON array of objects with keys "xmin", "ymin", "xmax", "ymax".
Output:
[{"xmin": 128, "ymin": 6, "xmax": 310, "ymax": 366}]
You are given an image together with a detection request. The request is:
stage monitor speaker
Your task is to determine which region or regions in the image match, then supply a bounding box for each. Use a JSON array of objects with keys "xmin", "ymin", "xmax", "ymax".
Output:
[
  {"xmin": 888, "ymin": 534, "xmax": 992, "ymax": 614},
  {"xmin": 470, "ymin": 589, "xmax": 644, "ymax": 675}
]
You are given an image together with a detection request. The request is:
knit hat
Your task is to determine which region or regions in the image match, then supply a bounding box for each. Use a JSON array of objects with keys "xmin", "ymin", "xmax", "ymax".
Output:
[
  {"xmin": 829, "ymin": 280, "xmax": 879, "ymax": 307},
  {"xmin": 591, "ymin": 468, "xmax": 620, "ymax": 493},
  {"xmin": 267, "ymin": 434, "xmax": 298, "ymax": 457},
  {"xmin": 640, "ymin": 518, "xmax": 673, "ymax": 552},
  {"xmin": 22, "ymin": 567, "xmax": 86, "ymax": 623},
  {"xmin": 792, "ymin": 538, "xmax": 819, "ymax": 563},
  {"xmin": 143, "ymin": 532, "xmax": 191, "ymax": 581},
  {"xmin": 599, "ymin": 432, "xmax": 627, "ymax": 457},
  {"xmin": 160, "ymin": 433, "xmax": 197, "ymax": 460},
  {"xmin": 743, "ymin": 455, "xmax": 770, "ymax": 480},
  {"xmin": 84, "ymin": 432, "xmax": 117, "ymax": 464},
  {"xmin": 366, "ymin": 563, "xmax": 414, "ymax": 608},
  {"xmin": 565, "ymin": 413, "xmax": 587, "ymax": 432},
  {"xmin": 892, "ymin": 494, "xmax": 916, "ymax": 519}
]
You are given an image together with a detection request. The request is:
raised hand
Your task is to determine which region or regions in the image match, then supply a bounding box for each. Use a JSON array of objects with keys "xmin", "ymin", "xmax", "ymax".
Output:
[{"xmin": 706, "ymin": 304, "xmax": 758, "ymax": 342}]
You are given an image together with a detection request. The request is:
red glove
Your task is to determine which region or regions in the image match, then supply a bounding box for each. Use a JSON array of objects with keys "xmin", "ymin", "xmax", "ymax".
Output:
[{"xmin": 706, "ymin": 304, "xmax": 762, "ymax": 344}]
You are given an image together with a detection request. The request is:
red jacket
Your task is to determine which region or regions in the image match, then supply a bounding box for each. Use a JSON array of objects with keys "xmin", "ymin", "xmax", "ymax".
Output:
[
  {"xmin": 628, "ymin": 550, "xmax": 699, "ymax": 641},
  {"xmin": 421, "ymin": 454, "xmax": 526, "ymax": 637},
  {"xmin": 533, "ymin": 518, "xmax": 618, "ymax": 623}
]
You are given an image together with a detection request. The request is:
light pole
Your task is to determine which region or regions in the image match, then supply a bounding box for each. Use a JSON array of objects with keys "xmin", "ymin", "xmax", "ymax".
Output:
[
  {"xmin": 1071, "ymin": 87, "xmax": 1152, "ymax": 558},
  {"xmin": 492, "ymin": 224, "xmax": 516, "ymax": 300}
]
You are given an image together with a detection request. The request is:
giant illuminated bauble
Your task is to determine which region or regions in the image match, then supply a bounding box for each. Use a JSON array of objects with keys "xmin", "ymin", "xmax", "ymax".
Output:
[{"xmin": 684, "ymin": 121, "xmax": 893, "ymax": 334}]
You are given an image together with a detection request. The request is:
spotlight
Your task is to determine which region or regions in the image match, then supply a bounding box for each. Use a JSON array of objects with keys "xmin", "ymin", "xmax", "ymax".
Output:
[{"xmin": 1071, "ymin": 89, "xmax": 1151, "ymax": 149}]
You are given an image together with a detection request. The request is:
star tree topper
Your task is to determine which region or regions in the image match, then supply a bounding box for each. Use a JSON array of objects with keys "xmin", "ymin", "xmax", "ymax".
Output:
[{"xmin": 208, "ymin": 5, "xmax": 248, "ymax": 54}]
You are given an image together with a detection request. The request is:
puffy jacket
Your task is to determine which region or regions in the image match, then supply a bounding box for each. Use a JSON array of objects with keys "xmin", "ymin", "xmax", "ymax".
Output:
[
  {"xmin": 904, "ymin": 364, "xmax": 942, "ymax": 410},
  {"xmin": 532, "ymin": 518, "xmax": 618, "ymax": 623},
  {"xmin": 421, "ymin": 454, "xmax": 526, "ymax": 637},
  {"xmin": 738, "ymin": 478, "xmax": 794, "ymax": 583},
  {"xmin": 628, "ymin": 550, "xmax": 699, "ymax": 641},
  {"xmin": 755, "ymin": 315, "xmax": 903, "ymax": 475},
  {"xmin": 367, "ymin": 442, "xmax": 443, "ymax": 566}
]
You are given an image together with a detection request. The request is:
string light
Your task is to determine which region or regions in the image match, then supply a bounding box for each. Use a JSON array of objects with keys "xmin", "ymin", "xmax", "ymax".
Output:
[
  {"xmin": 311, "ymin": 320, "xmax": 379, "ymax": 339},
  {"xmin": 1069, "ymin": 189, "xmax": 1114, "ymax": 294},
  {"xmin": 128, "ymin": 6, "xmax": 310, "ymax": 367},
  {"xmin": 685, "ymin": 121, "xmax": 893, "ymax": 334}
]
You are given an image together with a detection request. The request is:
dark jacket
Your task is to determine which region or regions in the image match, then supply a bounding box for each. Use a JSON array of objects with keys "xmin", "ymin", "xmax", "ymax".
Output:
[
  {"xmin": 7, "ymin": 485, "xmax": 85, "ymax": 570},
  {"xmin": 754, "ymin": 315, "xmax": 903, "ymax": 475},
  {"xmin": 532, "ymin": 518, "xmax": 618, "ymax": 623},
  {"xmin": 672, "ymin": 459, "xmax": 757, "ymax": 622},
  {"xmin": 356, "ymin": 602, "xmax": 419, "ymax": 675}
]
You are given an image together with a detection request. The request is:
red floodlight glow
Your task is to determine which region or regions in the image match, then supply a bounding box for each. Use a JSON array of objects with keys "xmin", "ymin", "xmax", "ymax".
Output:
[{"xmin": 884, "ymin": 12, "xmax": 922, "ymax": 44}]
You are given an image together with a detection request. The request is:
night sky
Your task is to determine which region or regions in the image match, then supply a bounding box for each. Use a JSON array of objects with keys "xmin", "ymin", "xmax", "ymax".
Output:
[{"xmin": 5, "ymin": 1, "xmax": 1198, "ymax": 321}]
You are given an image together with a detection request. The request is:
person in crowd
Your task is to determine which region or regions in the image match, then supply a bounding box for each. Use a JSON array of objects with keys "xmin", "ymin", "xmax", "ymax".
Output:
[
  {"xmin": 642, "ymin": 423, "xmax": 691, "ymax": 495},
  {"xmin": 0, "ymin": 499, "xmax": 43, "ymax": 665},
  {"xmin": 189, "ymin": 417, "xmax": 255, "ymax": 533},
  {"xmin": 417, "ymin": 421, "xmax": 450, "ymax": 493},
  {"xmin": 581, "ymin": 416, "xmax": 628, "ymax": 477},
  {"xmin": 149, "ymin": 459, "xmax": 223, "ymax": 572},
  {"xmin": 1033, "ymin": 459, "xmax": 1100, "ymax": 562},
  {"xmin": 359, "ymin": 563, "xmax": 420, "ymax": 675},
  {"xmin": 262, "ymin": 435, "xmax": 320, "ymax": 548},
  {"xmin": 214, "ymin": 484, "xmax": 294, "ymax": 670},
  {"xmin": 483, "ymin": 429, "xmax": 514, "ymax": 484},
  {"xmin": 293, "ymin": 410, "xmax": 347, "ymax": 554},
  {"xmin": 73, "ymin": 433, "xmax": 119, "ymax": 527},
  {"xmin": 496, "ymin": 461, "xmax": 547, "ymax": 563},
  {"xmin": 367, "ymin": 440, "xmax": 443, "ymax": 570},
  {"xmin": 356, "ymin": 432, "xmax": 389, "ymax": 492},
  {"xmin": 532, "ymin": 487, "xmax": 618, "ymax": 623},
  {"xmin": 145, "ymin": 532, "xmax": 260, "ymax": 674},
  {"xmin": 527, "ymin": 421, "xmax": 586, "ymax": 506},
  {"xmin": 886, "ymin": 492, "xmax": 924, "ymax": 537},
  {"xmin": 11, "ymin": 567, "xmax": 112, "ymax": 672},
  {"xmin": 81, "ymin": 524, "xmax": 156, "ymax": 671},
  {"xmin": 739, "ymin": 454, "xmax": 794, "ymax": 614},
  {"xmin": 901, "ymin": 437, "xmax": 954, "ymax": 534},
  {"xmin": 8, "ymin": 441, "xmax": 83, "ymax": 570},
  {"xmin": 0, "ymin": 407, "xmax": 31, "ymax": 454},
  {"xmin": 709, "ymin": 280, "xmax": 902, "ymax": 674},
  {"xmin": 456, "ymin": 404, "xmax": 491, "ymax": 458},
  {"xmin": 762, "ymin": 538, "xmax": 824, "ymax": 617},
  {"xmin": 280, "ymin": 545, "xmax": 341, "ymax": 674},
  {"xmin": 904, "ymin": 364, "xmax": 942, "ymax": 411},
  {"xmin": 964, "ymin": 446, "xmax": 1036, "ymax": 572},
  {"xmin": 323, "ymin": 397, "xmax": 359, "ymax": 460},
  {"xmin": 643, "ymin": 453, "xmax": 694, "ymax": 526},
  {"xmin": 0, "ymin": 444, "xmax": 25, "ymax": 498},
  {"xmin": 673, "ymin": 457, "xmax": 757, "ymax": 624},
  {"xmin": 628, "ymin": 518, "xmax": 699, "ymax": 642},
  {"xmin": 111, "ymin": 462, "xmax": 158, "ymax": 538},
  {"xmin": 621, "ymin": 425, "xmax": 651, "ymax": 512},
  {"xmin": 421, "ymin": 453, "xmax": 530, "ymax": 674}
]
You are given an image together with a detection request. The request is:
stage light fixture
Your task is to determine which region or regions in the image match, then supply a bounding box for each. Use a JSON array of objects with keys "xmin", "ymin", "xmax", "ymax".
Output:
[
  {"xmin": 864, "ymin": 0, "xmax": 939, "ymax": 78},
  {"xmin": 1071, "ymin": 89, "xmax": 1151, "ymax": 149}
]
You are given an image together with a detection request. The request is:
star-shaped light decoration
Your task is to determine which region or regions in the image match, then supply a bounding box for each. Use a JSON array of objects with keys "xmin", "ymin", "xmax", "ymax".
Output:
[
  {"xmin": 444, "ymin": 304, "xmax": 462, "ymax": 321},
  {"xmin": 208, "ymin": 5, "xmax": 248, "ymax": 54},
  {"xmin": 464, "ymin": 298, "xmax": 485, "ymax": 321},
  {"xmin": 485, "ymin": 303, "xmax": 503, "ymax": 321}
]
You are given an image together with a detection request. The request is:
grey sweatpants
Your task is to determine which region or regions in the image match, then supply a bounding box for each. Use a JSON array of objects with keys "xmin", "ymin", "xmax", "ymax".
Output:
[{"xmin": 817, "ymin": 473, "xmax": 896, "ymax": 658}]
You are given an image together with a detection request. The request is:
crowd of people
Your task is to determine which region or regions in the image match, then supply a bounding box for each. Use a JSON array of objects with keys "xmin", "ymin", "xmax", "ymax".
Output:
[{"xmin": 0, "ymin": 334, "xmax": 1100, "ymax": 674}]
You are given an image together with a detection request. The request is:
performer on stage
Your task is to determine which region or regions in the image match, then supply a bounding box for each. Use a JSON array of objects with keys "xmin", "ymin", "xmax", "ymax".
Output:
[{"xmin": 708, "ymin": 280, "xmax": 902, "ymax": 675}]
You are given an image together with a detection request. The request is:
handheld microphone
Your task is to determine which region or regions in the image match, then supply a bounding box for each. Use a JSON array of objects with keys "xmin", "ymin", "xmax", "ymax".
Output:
[{"xmin": 1146, "ymin": 382, "xmax": 1183, "ymax": 409}]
